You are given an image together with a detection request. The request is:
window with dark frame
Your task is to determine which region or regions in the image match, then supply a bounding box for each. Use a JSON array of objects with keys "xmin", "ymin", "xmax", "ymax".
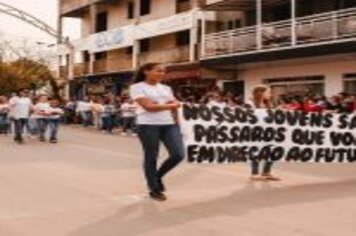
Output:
[
  {"xmin": 140, "ymin": 39, "xmax": 150, "ymax": 53},
  {"xmin": 140, "ymin": 0, "xmax": 151, "ymax": 16},
  {"xmin": 95, "ymin": 12, "xmax": 108, "ymax": 33},
  {"xmin": 127, "ymin": 2, "xmax": 134, "ymax": 19},
  {"xmin": 94, "ymin": 52, "xmax": 107, "ymax": 60},
  {"xmin": 176, "ymin": 30, "xmax": 190, "ymax": 46},
  {"xmin": 126, "ymin": 46, "xmax": 133, "ymax": 55}
]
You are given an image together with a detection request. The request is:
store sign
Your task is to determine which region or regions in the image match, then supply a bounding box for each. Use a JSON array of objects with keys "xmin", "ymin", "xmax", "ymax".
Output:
[
  {"xmin": 90, "ymin": 25, "xmax": 134, "ymax": 53},
  {"xmin": 95, "ymin": 29, "xmax": 125, "ymax": 49}
]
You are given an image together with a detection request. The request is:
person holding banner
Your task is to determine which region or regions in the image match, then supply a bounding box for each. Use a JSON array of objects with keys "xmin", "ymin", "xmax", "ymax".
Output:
[
  {"xmin": 129, "ymin": 63, "xmax": 185, "ymax": 201},
  {"xmin": 245, "ymin": 85, "xmax": 281, "ymax": 181}
]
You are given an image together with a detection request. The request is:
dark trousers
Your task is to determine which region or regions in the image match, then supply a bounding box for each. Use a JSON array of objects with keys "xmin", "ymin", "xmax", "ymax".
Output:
[
  {"xmin": 251, "ymin": 161, "xmax": 273, "ymax": 175},
  {"xmin": 37, "ymin": 118, "xmax": 48, "ymax": 139},
  {"xmin": 102, "ymin": 115, "xmax": 116, "ymax": 133},
  {"xmin": 137, "ymin": 125, "xmax": 185, "ymax": 192},
  {"xmin": 122, "ymin": 117, "xmax": 136, "ymax": 132},
  {"xmin": 48, "ymin": 119, "xmax": 60, "ymax": 140},
  {"xmin": 14, "ymin": 118, "xmax": 28, "ymax": 141}
]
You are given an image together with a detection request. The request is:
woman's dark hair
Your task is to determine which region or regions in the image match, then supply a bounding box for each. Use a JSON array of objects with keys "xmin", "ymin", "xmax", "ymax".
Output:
[{"xmin": 133, "ymin": 63, "xmax": 160, "ymax": 83}]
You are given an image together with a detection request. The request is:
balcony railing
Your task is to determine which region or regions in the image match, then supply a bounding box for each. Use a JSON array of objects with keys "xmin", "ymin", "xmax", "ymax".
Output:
[
  {"xmin": 139, "ymin": 46, "xmax": 190, "ymax": 65},
  {"xmin": 106, "ymin": 56, "xmax": 133, "ymax": 72},
  {"xmin": 93, "ymin": 57, "xmax": 133, "ymax": 74},
  {"xmin": 74, "ymin": 63, "xmax": 90, "ymax": 77},
  {"xmin": 93, "ymin": 59, "xmax": 107, "ymax": 74},
  {"xmin": 203, "ymin": 7, "xmax": 356, "ymax": 58}
]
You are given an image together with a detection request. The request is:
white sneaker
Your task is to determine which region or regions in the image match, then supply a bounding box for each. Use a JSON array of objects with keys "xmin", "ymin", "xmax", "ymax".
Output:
[{"xmin": 121, "ymin": 132, "xmax": 128, "ymax": 136}]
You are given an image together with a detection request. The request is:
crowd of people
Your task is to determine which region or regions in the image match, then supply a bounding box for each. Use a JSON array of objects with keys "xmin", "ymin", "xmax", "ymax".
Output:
[
  {"xmin": 0, "ymin": 90, "xmax": 63, "ymax": 143},
  {"xmin": 1, "ymin": 87, "xmax": 355, "ymax": 144}
]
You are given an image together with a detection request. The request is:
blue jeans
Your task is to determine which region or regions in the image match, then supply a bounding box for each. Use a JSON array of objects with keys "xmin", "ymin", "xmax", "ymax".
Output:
[
  {"xmin": 37, "ymin": 118, "xmax": 48, "ymax": 139},
  {"xmin": 14, "ymin": 118, "xmax": 28, "ymax": 141},
  {"xmin": 137, "ymin": 125, "xmax": 185, "ymax": 192},
  {"xmin": 48, "ymin": 119, "xmax": 60, "ymax": 140}
]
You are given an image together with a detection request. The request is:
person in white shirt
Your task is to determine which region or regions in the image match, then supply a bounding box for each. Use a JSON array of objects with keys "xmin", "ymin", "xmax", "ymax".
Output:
[
  {"xmin": 9, "ymin": 90, "xmax": 33, "ymax": 143},
  {"xmin": 33, "ymin": 95, "xmax": 51, "ymax": 142},
  {"xmin": 76, "ymin": 97, "xmax": 92, "ymax": 127},
  {"xmin": 120, "ymin": 98, "xmax": 136, "ymax": 135},
  {"xmin": 47, "ymin": 99, "xmax": 64, "ymax": 143},
  {"xmin": 129, "ymin": 63, "xmax": 184, "ymax": 201},
  {"xmin": 244, "ymin": 85, "xmax": 281, "ymax": 181},
  {"xmin": 8, "ymin": 92, "xmax": 19, "ymax": 134}
]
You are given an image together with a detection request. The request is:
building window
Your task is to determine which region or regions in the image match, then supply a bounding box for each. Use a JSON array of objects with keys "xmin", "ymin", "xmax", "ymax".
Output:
[
  {"xmin": 96, "ymin": 12, "xmax": 108, "ymax": 33},
  {"xmin": 343, "ymin": 73, "xmax": 356, "ymax": 94},
  {"xmin": 126, "ymin": 46, "xmax": 133, "ymax": 55},
  {"xmin": 83, "ymin": 51, "xmax": 90, "ymax": 62},
  {"xmin": 264, "ymin": 75, "xmax": 325, "ymax": 99},
  {"xmin": 227, "ymin": 20, "xmax": 234, "ymax": 30},
  {"xmin": 127, "ymin": 2, "xmax": 134, "ymax": 19},
  {"xmin": 234, "ymin": 19, "xmax": 242, "ymax": 28},
  {"xmin": 95, "ymin": 52, "xmax": 107, "ymax": 60},
  {"xmin": 140, "ymin": 0, "xmax": 151, "ymax": 16},
  {"xmin": 176, "ymin": 30, "xmax": 190, "ymax": 46},
  {"xmin": 140, "ymin": 39, "xmax": 150, "ymax": 53}
]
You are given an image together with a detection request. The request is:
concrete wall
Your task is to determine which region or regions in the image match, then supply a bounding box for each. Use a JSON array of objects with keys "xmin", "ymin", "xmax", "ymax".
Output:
[{"xmin": 240, "ymin": 59, "xmax": 356, "ymax": 100}]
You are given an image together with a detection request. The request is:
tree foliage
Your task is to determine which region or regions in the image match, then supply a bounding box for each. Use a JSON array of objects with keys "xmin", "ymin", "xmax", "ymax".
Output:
[{"xmin": 0, "ymin": 58, "xmax": 57, "ymax": 96}]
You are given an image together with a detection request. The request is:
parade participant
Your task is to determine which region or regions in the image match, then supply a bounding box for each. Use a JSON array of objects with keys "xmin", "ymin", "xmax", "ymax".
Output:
[
  {"xmin": 245, "ymin": 85, "xmax": 281, "ymax": 181},
  {"xmin": 76, "ymin": 97, "xmax": 92, "ymax": 127},
  {"xmin": 120, "ymin": 98, "xmax": 136, "ymax": 135},
  {"xmin": 91, "ymin": 96, "xmax": 104, "ymax": 130},
  {"xmin": 129, "ymin": 63, "xmax": 184, "ymax": 201},
  {"xmin": 0, "ymin": 96, "xmax": 10, "ymax": 134},
  {"xmin": 9, "ymin": 89, "xmax": 33, "ymax": 144},
  {"xmin": 47, "ymin": 99, "xmax": 64, "ymax": 143},
  {"xmin": 101, "ymin": 97, "xmax": 117, "ymax": 134},
  {"xmin": 8, "ymin": 92, "xmax": 19, "ymax": 134},
  {"xmin": 33, "ymin": 95, "xmax": 50, "ymax": 142}
]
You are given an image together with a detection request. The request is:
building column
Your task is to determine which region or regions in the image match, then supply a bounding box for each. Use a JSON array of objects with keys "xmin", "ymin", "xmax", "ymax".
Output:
[
  {"xmin": 291, "ymin": 0, "xmax": 297, "ymax": 46},
  {"xmin": 133, "ymin": 40, "xmax": 140, "ymax": 69},
  {"xmin": 90, "ymin": 4, "xmax": 98, "ymax": 34},
  {"xmin": 89, "ymin": 53, "xmax": 95, "ymax": 74},
  {"xmin": 189, "ymin": 10, "xmax": 198, "ymax": 61},
  {"xmin": 325, "ymin": 72, "xmax": 343, "ymax": 97},
  {"xmin": 201, "ymin": 11, "xmax": 206, "ymax": 58},
  {"xmin": 133, "ymin": 0, "xmax": 141, "ymax": 69},
  {"xmin": 256, "ymin": 0, "xmax": 263, "ymax": 50}
]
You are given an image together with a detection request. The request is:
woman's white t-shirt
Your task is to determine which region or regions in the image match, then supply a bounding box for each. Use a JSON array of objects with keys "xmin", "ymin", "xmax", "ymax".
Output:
[{"xmin": 129, "ymin": 82, "xmax": 175, "ymax": 125}]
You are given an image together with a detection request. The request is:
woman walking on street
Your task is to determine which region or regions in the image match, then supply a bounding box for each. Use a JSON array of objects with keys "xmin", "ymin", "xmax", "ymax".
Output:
[{"xmin": 129, "ymin": 63, "xmax": 185, "ymax": 201}]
